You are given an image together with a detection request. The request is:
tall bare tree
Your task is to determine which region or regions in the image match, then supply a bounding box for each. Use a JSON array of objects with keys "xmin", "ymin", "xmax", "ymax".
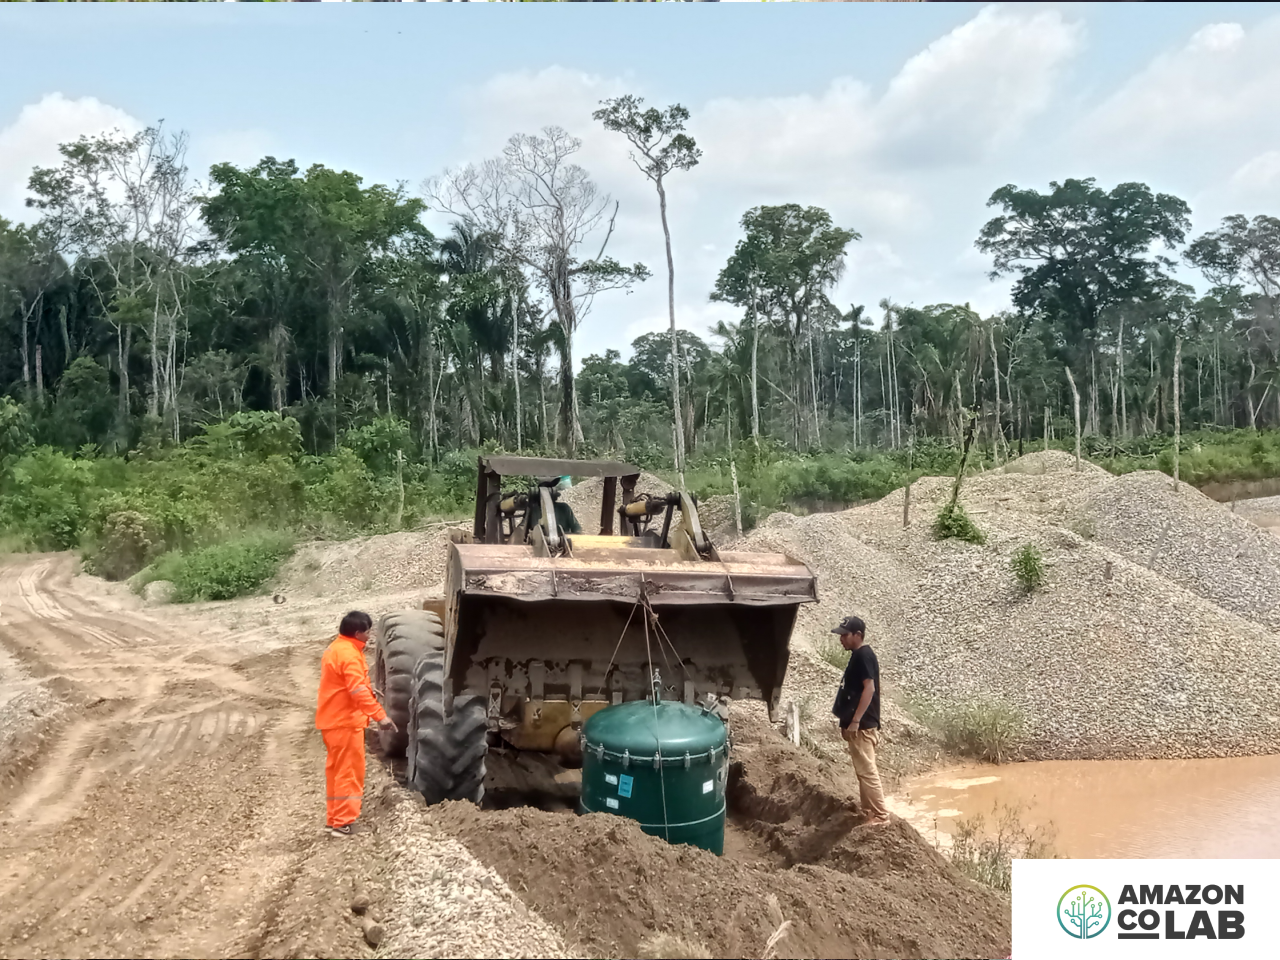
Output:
[
  {"xmin": 594, "ymin": 96, "xmax": 701, "ymax": 486},
  {"xmin": 428, "ymin": 126, "xmax": 648, "ymax": 453},
  {"xmin": 27, "ymin": 125, "xmax": 198, "ymax": 445}
]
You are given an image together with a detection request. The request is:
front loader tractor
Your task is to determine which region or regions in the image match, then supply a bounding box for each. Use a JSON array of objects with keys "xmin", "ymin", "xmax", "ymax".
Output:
[{"xmin": 372, "ymin": 456, "xmax": 817, "ymax": 805}]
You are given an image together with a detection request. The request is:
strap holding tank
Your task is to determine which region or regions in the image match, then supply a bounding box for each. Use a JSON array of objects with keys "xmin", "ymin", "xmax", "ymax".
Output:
[{"xmin": 581, "ymin": 738, "xmax": 725, "ymax": 767}]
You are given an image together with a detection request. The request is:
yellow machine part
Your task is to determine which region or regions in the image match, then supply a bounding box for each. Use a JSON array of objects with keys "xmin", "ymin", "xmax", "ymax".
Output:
[{"xmin": 504, "ymin": 698, "xmax": 610, "ymax": 751}]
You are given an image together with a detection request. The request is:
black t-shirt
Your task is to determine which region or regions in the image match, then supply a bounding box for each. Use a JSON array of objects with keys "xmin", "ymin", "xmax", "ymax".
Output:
[{"xmin": 832, "ymin": 644, "xmax": 880, "ymax": 730}]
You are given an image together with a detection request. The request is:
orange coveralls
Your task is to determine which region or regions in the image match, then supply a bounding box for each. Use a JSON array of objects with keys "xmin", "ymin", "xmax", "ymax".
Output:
[{"xmin": 315, "ymin": 634, "xmax": 387, "ymax": 829}]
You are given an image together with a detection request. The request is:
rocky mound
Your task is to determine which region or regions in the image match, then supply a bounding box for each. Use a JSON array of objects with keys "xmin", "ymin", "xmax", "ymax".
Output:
[
  {"xmin": 558, "ymin": 471, "xmax": 673, "ymax": 533},
  {"xmin": 743, "ymin": 453, "xmax": 1280, "ymax": 760},
  {"xmin": 275, "ymin": 527, "xmax": 461, "ymax": 598},
  {"xmin": 1069, "ymin": 471, "xmax": 1280, "ymax": 630}
]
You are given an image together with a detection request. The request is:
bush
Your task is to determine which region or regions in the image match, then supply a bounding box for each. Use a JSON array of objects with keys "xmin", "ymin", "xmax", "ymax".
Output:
[
  {"xmin": 87, "ymin": 510, "xmax": 159, "ymax": 581},
  {"xmin": 140, "ymin": 534, "xmax": 294, "ymax": 602},
  {"xmin": 919, "ymin": 698, "xmax": 1024, "ymax": 763},
  {"xmin": 945, "ymin": 803, "xmax": 1057, "ymax": 891},
  {"xmin": 932, "ymin": 502, "xmax": 986, "ymax": 544},
  {"xmin": 0, "ymin": 447, "xmax": 100, "ymax": 549},
  {"xmin": 1010, "ymin": 543, "xmax": 1047, "ymax": 592},
  {"xmin": 814, "ymin": 635, "xmax": 850, "ymax": 669}
]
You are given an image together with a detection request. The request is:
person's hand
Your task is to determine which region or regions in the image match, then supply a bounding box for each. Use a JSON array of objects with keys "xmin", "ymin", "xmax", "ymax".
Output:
[{"xmin": 376, "ymin": 717, "xmax": 398, "ymax": 733}]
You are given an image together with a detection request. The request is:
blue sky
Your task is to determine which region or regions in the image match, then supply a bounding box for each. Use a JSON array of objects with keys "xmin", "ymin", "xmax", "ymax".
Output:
[{"xmin": 3, "ymin": 1, "xmax": 1280, "ymax": 362}]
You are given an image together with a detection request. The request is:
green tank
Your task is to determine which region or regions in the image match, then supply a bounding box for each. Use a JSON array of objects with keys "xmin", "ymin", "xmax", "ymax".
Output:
[{"xmin": 579, "ymin": 698, "xmax": 729, "ymax": 855}]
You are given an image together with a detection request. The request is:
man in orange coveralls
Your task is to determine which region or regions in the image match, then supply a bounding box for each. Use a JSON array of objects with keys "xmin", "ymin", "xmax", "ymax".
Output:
[{"xmin": 315, "ymin": 611, "xmax": 396, "ymax": 836}]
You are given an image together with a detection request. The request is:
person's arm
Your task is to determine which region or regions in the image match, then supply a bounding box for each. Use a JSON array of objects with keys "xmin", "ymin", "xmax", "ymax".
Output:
[
  {"xmin": 339, "ymin": 656, "xmax": 390, "ymax": 726},
  {"xmin": 851, "ymin": 677, "xmax": 876, "ymax": 728}
]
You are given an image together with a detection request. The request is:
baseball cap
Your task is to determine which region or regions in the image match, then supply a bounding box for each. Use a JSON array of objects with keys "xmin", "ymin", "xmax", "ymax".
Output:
[{"xmin": 830, "ymin": 615, "xmax": 866, "ymax": 636}]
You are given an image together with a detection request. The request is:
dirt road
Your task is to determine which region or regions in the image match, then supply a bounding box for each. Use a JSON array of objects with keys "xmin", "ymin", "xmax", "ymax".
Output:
[{"xmin": 0, "ymin": 554, "xmax": 384, "ymax": 960}]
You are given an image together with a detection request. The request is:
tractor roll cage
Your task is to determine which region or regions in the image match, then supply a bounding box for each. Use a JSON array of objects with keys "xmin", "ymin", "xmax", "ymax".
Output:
[{"xmin": 474, "ymin": 456, "xmax": 642, "ymax": 545}]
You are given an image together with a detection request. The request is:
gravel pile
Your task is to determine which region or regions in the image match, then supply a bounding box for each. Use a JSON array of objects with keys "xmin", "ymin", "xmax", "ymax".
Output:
[
  {"xmin": 0, "ymin": 643, "xmax": 63, "ymax": 780},
  {"xmin": 695, "ymin": 494, "xmax": 740, "ymax": 541},
  {"xmin": 742, "ymin": 452, "xmax": 1280, "ymax": 760},
  {"xmin": 1069, "ymin": 472, "xmax": 1280, "ymax": 630},
  {"xmin": 277, "ymin": 528, "xmax": 461, "ymax": 598},
  {"xmin": 377, "ymin": 794, "xmax": 574, "ymax": 960}
]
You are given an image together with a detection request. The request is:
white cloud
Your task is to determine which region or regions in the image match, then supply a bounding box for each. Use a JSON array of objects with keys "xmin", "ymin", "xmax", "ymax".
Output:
[
  {"xmin": 1232, "ymin": 150, "xmax": 1280, "ymax": 192},
  {"xmin": 1187, "ymin": 22, "xmax": 1245, "ymax": 53},
  {"xmin": 877, "ymin": 5, "xmax": 1083, "ymax": 163},
  {"xmin": 459, "ymin": 65, "xmax": 631, "ymax": 167},
  {"xmin": 450, "ymin": 5, "xmax": 1089, "ymax": 362},
  {"xmin": 618, "ymin": 300, "xmax": 739, "ymax": 348},
  {"xmin": 0, "ymin": 93, "xmax": 141, "ymax": 222},
  {"xmin": 1082, "ymin": 18, "xmax": 1280, "ymax": 156}
]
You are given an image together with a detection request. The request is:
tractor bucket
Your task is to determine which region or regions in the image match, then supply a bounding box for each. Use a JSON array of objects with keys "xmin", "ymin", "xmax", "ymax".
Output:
[{"xmin": 441, "ymin": 537, "xmax": 818, "ymax": 731}]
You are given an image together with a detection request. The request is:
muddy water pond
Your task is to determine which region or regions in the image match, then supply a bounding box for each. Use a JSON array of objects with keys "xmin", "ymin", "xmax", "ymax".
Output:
[{"xmin": 892, "ymin": 755, "xmax": 1280, "ymax": 859}]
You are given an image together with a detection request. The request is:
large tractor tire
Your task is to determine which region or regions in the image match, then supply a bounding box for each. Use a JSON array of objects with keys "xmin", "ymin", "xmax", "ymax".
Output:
[
  {"xmin": 406, "ymin": 651, "xmax": 488, "ymax": 805},
  {"xmin": 374, "ymin": 610, "xmax": 444, "ymax": 757}
]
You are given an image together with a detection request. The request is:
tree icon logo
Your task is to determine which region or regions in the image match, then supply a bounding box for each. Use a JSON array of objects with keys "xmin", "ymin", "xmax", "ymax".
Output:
[{"xmin": 1058, "ymin": 885, "xmax": 1111, "ymax": 939}]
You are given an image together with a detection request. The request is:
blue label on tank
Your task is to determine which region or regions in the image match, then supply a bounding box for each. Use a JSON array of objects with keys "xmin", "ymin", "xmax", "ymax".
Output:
[{"xmin": 618, "ymin": 774, "xmax": 634, "ymax": 798}]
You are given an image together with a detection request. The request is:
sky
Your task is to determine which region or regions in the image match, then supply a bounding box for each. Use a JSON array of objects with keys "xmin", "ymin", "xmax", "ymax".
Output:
[{"xmin": 3, "ymin": 1, "xmax": 1280, "ymax": 363}]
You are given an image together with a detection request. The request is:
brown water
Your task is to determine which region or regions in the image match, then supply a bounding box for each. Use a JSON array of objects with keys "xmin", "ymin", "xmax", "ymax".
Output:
[{"xmin": 893, "ymin": 755, "xmax": 1280, "ymax": 859}]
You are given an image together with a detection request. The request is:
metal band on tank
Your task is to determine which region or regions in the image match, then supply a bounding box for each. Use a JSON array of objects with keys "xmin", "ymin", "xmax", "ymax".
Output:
[{"xmin": 580, "ymin": 742, "xmax": 723, "ymax": 766}]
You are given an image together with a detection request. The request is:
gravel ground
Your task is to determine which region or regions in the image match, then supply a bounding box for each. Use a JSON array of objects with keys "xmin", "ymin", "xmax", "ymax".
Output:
[
  {"xmin": 742, "ymin": 450, "xmax": 1280, "ymax": 760},
  {"xmin": 377, "ymin": 793, "xmax": 574, "ymax": 960},
  {"xmin": 1070, "ymin": 471, "xmax": 1280, "ymax": 630},
  {"xmin": 275, "ymin": 527, "xmax": 462, "ymax": 600},
  {"xmin": 1229, "ymin": 494, "xmax": 1280, "ymax": 532}
]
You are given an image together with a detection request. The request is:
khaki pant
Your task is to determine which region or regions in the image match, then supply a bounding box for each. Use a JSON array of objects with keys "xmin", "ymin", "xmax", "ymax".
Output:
[{"xmin": 845, "ymin": 727, "xmax": 888, "ymax": 821}]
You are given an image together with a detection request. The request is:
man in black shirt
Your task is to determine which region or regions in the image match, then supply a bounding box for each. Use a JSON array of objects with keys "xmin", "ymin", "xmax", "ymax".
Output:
[{"xmin": 830, "ymin": 615, "xmax": 888, "ymax": 826}]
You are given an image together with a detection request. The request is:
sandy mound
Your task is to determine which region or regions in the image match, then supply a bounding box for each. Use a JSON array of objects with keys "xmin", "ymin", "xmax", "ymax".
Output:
[
  {"xmin": 742, "ymin": 454, "xmax": 1280, "ymax": 760},
  {"xmin": 426, "ymin": 715, "xmax": 1009, "ymax": 960}
]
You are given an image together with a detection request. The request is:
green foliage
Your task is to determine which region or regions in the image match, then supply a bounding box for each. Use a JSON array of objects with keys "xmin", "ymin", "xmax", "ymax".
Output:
[
  {"xmin": 0, "ymin": 409, "xmax": 475, "ymax": 569},
  {"xmin": 814, "ymin": 635, "xmax": 851, "ymax": 669},
  {"xmin": 1099, "ymin": 428, "xmax": 1280, "ymax": 486},
  {"xmin": 140, "ymin": 534, "xmax": 294, "ymax": 602},
  {"xmin": 52, "ymin": 357, "xmax": 117, "ymax": 449},
  {"xmin": 1010, "ymin": 543, "xmax": 1047, "ymax": 592},
  {"xmin": 0, "ymin": 447, "xmax": 100, "ymax": 549},
  {"xmin": 198, "ymin": 411, "xmax": 304, "ymax": 460},
  {"xmin": 301, "ymin": 448, "xmax": 390, "ymax": 533},
  {"xmin": 0, "ymin": 396, "xmax": 32, "ymax": 463},
  {"xmin": 342, "ymin": 416, "xmax": 411, "ymax": 475},
  {"xmin": 87, "ymin": 510, "xmax": 159, "ymax": 581},
  {"xmin": 932, "ymin": 502, "xmax": 986, "ymax": 545},
  {"xmin": 917, "ymin": 698, "xmax": 1025, "ymax": 764},
  {"xmin": 978, "ymin": 177, "xmax": 1190, "ymax": 343},
  {"xmin": 944, "ymin": 804, "xmax": 1058, "ymax": 892}
]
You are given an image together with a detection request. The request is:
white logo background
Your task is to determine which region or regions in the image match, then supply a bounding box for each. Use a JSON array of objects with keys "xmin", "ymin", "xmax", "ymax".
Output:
[{"xmin": 1014, "ymin": 859, "xmax": 1280, "ymax": 958}]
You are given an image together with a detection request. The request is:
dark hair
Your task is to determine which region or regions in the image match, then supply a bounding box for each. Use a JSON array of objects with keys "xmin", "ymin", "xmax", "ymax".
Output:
[{"xmin": 340, "ymin": 611, "xmax": 373, "ymax": 637}]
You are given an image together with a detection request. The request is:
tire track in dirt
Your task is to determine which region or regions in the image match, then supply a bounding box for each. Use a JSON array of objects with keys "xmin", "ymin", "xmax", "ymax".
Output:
[
  {"xmin": 0, "ymin": 554, "xmax": 349, "ymax": 960},
  {"xmin": 5, "ymin": 703, "xmax": 127, "ymax": 826}
]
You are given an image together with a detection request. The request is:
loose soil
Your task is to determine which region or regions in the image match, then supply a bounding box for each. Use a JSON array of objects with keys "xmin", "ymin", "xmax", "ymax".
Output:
[
  {"xmin": 424, "ymin": 709, "xmax": 1010, "ymax": 960},
  {"xmin": 0, "ymin": 553, "xmax": 405, "ymax": 960}
]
